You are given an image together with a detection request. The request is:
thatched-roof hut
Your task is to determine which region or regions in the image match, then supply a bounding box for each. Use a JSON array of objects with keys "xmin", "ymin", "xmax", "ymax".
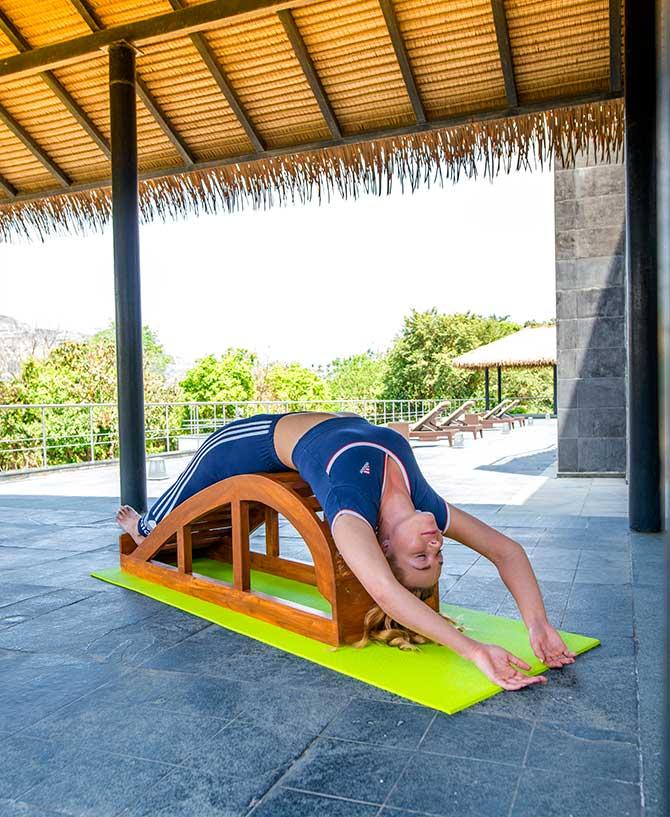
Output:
[
  {"xmin": 0, "ymin": 0, "xmax": 624, "ymax": 241},
  {"xmin": 452, "ymin": 325, "xmax": 557, "ymax": 412}
]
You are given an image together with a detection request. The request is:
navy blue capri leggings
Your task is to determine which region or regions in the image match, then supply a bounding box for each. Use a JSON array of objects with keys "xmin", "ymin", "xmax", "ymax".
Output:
[{"xmin": 138, "ymin": 414, "xmax": 291, "ymax": 537}]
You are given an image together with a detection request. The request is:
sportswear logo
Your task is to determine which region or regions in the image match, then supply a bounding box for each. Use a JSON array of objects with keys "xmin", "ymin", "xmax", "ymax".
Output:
[{"xmin": 360, "ymin": 462, "xmax": 371, "ymax": 475}]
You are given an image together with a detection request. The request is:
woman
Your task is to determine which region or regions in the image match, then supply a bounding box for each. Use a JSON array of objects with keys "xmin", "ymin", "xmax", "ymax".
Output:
[{"xmin": 117, "ymin": 411, "xmax": 575, "ymax": 690}]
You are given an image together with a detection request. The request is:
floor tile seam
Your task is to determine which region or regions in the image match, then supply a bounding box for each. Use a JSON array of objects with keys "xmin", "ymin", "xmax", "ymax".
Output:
[
  {"xmin": 19, "ymin": 660, "xmax": 242, "ymax": 732},
  {"xmin": 318, "ymin": 734, "xmax": 525, "ymax": 770},
  {"xmin": 629, "ymin": 563, "xmax": 647, "ymax": 814},
  {"xmin": 135, "ymin": 655, "xmax": 378, "ymax": 695},
  {"xmin": 7, "ymin": 738, "xmax": 180, "ymax": 807},
  {"xmin": 558, "ymin": 549, "xmax": 581, "ymax": 628},
  {"xmin": 244, "ymin": 732, "xmax": 327, "ymax": 817},
  {"xmin": 75, "ymin": 601, "xmax": 211, "ymax": 658},
  {"xmin": 0, "ymin": 554, "xmax": 84, "ymax": 572},
  {"xmin": 381, "ymin": 799, "xmax": 500, "ymax": 816},
  {"xmin": 529, "ymin": 720, "xmax": 639, "ymax": 748},
  {"xmin": 375, "ymin": 740, "xmax": 417, "ymax": 812},
  {"xmin": 243, "ymin": 690, "xmax": 356, "ymax": 816},
  {"xmin": 506, "ymin": 721, "xmax": 536, "ymax": 817},
  {"xmin": 0, "ymin": 592, "xmax": 99, "ymax": 632},
  {"xmin": 0, "ymin": 587, "xmax": 82, "ymax": 609},
  {"xmin": 279, "ymin": 784, "xmax": 389, "ymax": 809},
  {"xmin": 377, "ymin": 712, "xmax": 438, "ymax": 815},
  {"xmin": 9, "ymin": 661, "xmax": 144, "ymax": 737}
]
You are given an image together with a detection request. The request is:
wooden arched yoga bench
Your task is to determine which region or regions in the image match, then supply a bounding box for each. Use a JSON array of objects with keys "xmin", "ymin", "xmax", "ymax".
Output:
[{"xmin": 119, "ymin": 472, "xmax": 439, "ymax": 646}]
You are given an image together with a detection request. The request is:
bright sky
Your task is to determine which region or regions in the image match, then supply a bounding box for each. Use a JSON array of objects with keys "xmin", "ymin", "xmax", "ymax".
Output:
[{"xmin": 1, "ymin": 166, "xmax": 555, "ymax": 370}]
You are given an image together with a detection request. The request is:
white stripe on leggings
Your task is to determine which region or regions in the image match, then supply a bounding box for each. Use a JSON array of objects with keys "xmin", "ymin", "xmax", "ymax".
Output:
[
  {"xmin": 149, "ymin": 420, "xmax": 272, "ymax": 519},
  {"xmin": 149, "ymin": 424, "xmax": 274, "ymax": 521},
  {"xmin": 157, "ymin": 428, "xmax": 274, "ymax": 519}
]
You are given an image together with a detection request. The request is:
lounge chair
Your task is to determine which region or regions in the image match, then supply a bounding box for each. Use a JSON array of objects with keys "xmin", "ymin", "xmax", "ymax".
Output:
[
  {"xmin": 496, "ymin": 399, "xmax": 526, "ymax": 426},
  {"xmin": 408, "ymin": 400, "xmax": 484, "ymax": 441},
  {"xmin": 463, "ymin": 399, "xmax": 513, "ymax": 429},
  {"xmin": 465, "ymin": 398, "xmax": 525, "ymax": 429}
]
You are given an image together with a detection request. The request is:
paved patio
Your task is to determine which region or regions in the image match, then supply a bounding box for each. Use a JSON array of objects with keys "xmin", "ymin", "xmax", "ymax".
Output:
[{"xmin": 0, "ymin": 419, "xmax": 664, "ymax": 817}]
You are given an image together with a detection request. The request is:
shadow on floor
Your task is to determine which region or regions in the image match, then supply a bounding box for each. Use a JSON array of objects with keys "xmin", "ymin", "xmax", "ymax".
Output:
[{"xmin": 476, "ymin": 446, "xmax": 557, "ymax": 475}]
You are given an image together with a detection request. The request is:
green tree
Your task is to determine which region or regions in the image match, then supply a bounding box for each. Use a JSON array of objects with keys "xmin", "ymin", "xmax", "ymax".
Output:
[
  {"xmin": 325, "ymin": 351, "xmax": 386, "ymax": 400},
  {"xmin": 0, "ymin": 336, "xmax": 179, "ymax": 469},
  {"xmin": 381, "ymin": 309, "xmax": 520, "ymax": 400},
  {"xmin": 264, "ymin": 362, "xmax": 326, "ymax": 403},
  {"xmin": 180, "ymin": 349, "xmax": 257, "ymax": 404},
  {"xmin": 91, "ymin": 323, "xmax": 173, "ymax": 376}
]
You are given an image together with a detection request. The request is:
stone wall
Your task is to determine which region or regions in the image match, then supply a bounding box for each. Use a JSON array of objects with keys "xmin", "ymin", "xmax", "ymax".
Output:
[{"xmin": 554, "ymin": 157, "xmax": 627, "ymax": 477}]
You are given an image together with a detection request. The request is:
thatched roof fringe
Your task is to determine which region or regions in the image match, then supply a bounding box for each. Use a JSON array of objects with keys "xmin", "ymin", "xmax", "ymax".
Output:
[
  {"xmin": 452, "ymin": 326, "xmax": 557, "ymax": 369},
  {"xmin": 0, "ymin": 99, "xmax": 624, "ymax": 243}
]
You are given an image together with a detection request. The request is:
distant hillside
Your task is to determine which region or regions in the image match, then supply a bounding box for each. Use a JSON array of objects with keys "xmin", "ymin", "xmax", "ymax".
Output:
[{"xmin": 0, "ymin": 315, "xmax": 86, "ymax": 381}]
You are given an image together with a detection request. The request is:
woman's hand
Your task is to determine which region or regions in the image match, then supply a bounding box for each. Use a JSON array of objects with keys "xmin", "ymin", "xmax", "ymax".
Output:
[
  {"xmin": 469, "ymin": 643, "xmax": 547, "ymax": 690},
  {"xmin": 528, "ymin": 620, "xmax": 576, "ymax": 668}
]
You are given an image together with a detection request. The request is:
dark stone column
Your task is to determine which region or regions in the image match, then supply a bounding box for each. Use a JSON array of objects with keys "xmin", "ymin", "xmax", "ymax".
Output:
[
  {"xmin": 655, "ymin": 1, "xmax": 670, "ymax": 811},
  {"xmin": 109, "ymin": 43, "xmax": 147, "ymax": 512},
  {"xmin": 554, "ymin": 156, "xmax": 627, "ymax": 477},
  {"xmin": 625, "ymin": 0, "xmax": 661, "ymax": 530}
]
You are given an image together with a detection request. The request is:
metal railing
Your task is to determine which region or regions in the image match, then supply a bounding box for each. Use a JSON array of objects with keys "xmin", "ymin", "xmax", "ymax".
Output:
[
  {"xmin": 0, "ymin": 395, "xmax": 553, "ymax": 475},
  {"xmin": 0, "ymin": 399, "xmax": 438, "ymax": 473}
]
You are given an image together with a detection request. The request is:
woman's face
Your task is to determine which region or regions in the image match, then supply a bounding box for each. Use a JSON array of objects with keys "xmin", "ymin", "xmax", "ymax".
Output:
[{"xmin": 382, "ymin": 511, "xmax": 444, "ymax": 589}]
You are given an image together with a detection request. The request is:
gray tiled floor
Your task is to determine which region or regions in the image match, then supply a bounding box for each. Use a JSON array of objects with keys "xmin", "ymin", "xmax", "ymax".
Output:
[{"xmin": 0, "ymin": 420, "xmax": 664, "ymax": 817}]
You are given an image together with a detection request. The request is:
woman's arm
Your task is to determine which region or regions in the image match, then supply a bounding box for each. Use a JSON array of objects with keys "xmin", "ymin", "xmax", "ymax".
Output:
[
  {"xmin": 445, "ymin": 504, "xmax": 575, "ymax": 668},
  {"xmin": 332, "ymin": 514, "xmax": 547, "ymax": 690}
]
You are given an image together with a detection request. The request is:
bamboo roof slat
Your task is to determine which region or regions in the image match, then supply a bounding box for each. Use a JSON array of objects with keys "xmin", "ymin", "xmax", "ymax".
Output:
[
  {"xmin": 201, "ymin": 13, "xmax": 331, "ymax": 147},
  {"xmin": 506, "ymin": 0, "xmax": 610, "ymax": 101},
  {"xmin": 0, "ymin": 0, "xmax": 625, "ymax": 238},
  {"xmin": 0, "ymin": 1, "xmax": 91, "ymax": 49},
  {"xmin": 452, "ymin": 325, "xmax": 557, "ymax": 369},
  {"xmin": 394, "ymin": 0, "xmax": 507, "ymax": 119},
  {"xmin": 291, "ymin": 0, "xmax": 415, "ymax": 133}
]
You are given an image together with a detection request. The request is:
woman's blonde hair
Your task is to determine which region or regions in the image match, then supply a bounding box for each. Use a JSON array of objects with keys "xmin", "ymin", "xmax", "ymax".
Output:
[{"xmin": 354, "ymin": 587, "xmax": 464, "ymax": 651}]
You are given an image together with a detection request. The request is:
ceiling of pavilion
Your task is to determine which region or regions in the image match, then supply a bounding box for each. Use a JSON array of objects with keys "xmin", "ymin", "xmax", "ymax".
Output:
[{"xmin": 0, "ymin": 0, "xmax": 624, "ymax": 238}]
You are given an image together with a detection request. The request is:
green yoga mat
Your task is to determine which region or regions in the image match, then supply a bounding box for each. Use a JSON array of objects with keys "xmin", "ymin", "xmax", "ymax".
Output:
[{"xmin": 92, "ymin": 558, "xmax": 599, "ymax": 714}]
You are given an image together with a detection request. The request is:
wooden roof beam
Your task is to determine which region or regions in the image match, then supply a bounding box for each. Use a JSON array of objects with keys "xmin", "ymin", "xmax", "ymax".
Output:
[
  {"xmin": 609, "ymin": 0, "xmax": 622, "ymax": 93},
  {"xmin": 69, "ymin": 0, "xmax": 196, "ymax": 166},
  {"xmin": 378, "ymin": 0, "xmax": 426, "ymax": 124},
  {"xmin": 491, "ymin": 0, "xmax": 518, "ymax": 108},
  {"xmin": 135, "ymin": 78, "xmax": 196, "ymax": 165},
  {"xmin": 278, "ymin": 9, "xmax": 341, "ymax": 140},
  {"xmin": 0, "ymin": 0, "xmax": 309, "ymax": 81},
  {"xmin": 0, "ymin": 173, "xmax": 17, "ymax": 198},
  {"xmin": 0, "ymin": 8, "xmax": 110, "ymax": 159},
  {"xmin": 167, "ymin": 0, "xmax": 265, "ymax": 153},
  {"xmin": 0, "ymin": 104, "xmax": 71, "ymax": 187}
]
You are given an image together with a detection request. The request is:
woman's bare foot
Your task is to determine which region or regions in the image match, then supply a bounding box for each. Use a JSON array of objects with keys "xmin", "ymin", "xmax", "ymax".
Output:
[{"xmin": 116, "ymin": 505, "xmax": 146, "ymax": 546}]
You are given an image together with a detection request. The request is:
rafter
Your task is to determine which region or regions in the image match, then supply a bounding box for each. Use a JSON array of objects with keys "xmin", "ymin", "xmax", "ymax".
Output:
[
  {"xmin": 69, "ymin": 0, "xmax": 196, "ymax": 166},
  {"xmin": 167, "ymin": 0, "xmax": 264, "ymax": 153},
  {"xmin": 490, "ymin": 0, "xmax": 518, "ymax": 108},
  {"xmin": 277, "ymin": 9, "xmax": 341, "ymax": 140},
  {"xmin": 0, "ymin": 173, "xmax": 17, "ymax": 198},
  {"xmin": 0, "ymin": 8, "xmax": 110, "ymax": 159},
  {"xmin": 0, "ymin": 104, "xmax": 70, "ymax": 187},
  {"xmin": 134, "ymin": 78, "xmax": 196, "ymax": 165},
  {"xmin": 609, "ymin": 0, "xmax": 622, "ymax": 93},
  {"xmin": 0, "ymin": 0, "xmax": 308, "ymax": 81},
  {"xmin": 378, "ymin": 0, "xmax": 425, "ymax": 124}
]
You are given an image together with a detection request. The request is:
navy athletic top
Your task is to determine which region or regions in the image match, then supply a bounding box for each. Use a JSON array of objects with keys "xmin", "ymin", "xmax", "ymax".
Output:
[{"xmin": 291, "ymin": 416, "xmax": 450, "ymax": 534}]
